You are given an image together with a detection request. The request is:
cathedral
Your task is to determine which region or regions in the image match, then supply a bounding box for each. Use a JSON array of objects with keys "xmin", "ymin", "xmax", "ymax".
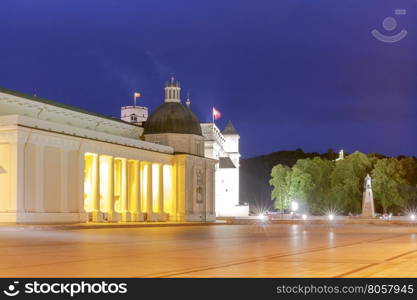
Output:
[{"xmin": 0, "ymin": 77, "xmax": 247, "ymax": 223}]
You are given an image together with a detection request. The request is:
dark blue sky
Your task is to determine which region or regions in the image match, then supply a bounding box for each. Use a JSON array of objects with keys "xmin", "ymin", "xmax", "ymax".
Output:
[{"xmin": 1, "ymin": 0, "xmax": 416, "ymax": 158}]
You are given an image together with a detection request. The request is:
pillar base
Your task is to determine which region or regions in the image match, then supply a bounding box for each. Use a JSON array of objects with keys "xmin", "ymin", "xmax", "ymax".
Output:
[
  {"xmin": 147, "ymin": 212, "xmax": 168, "ymax": 222},
  {"xmin": 158, "ymin": 212, "xmax": 169, "ymax": 221},
  {"xmin": 103, "ymin": 211, "xmax": 120, "ymax": 222},
  {"xmin": 147, "ymin": 213, "xmax": 159, "ymax": 222},
  {"xmin": 89, "ymin": 211, "xmax": 104, "ymax": 222},
  {"xmin": 131, "ymin": 212, "xmax": 146, "ymax": 222},
  {"xmin": 120, "ymin": 212, "xmax": 132, "ymax": 222}
]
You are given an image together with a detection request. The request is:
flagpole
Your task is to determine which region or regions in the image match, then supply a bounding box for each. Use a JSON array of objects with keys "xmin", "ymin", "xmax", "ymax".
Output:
[{"xmin": 134, "ymin": 94, "xmax": 136, "ymax": 107}]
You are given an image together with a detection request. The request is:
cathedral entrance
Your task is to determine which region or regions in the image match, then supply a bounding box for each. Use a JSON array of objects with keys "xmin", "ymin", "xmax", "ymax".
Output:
[{"xmin": 83, "ymin": 152, "xmax": 174, "ymax": 222}]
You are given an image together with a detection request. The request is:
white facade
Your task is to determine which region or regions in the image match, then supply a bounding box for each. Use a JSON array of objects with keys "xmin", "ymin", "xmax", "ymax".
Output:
[
  {"xmin": 0, "ymin": 88, "xmax": 216, "ymax": 224},
  {"xmin": 201, "ymin": 122, "xmax": 249, "ymax": 217},
  {"xmin": 121, "ymin": 105, "xmax": 148, "ymax": 125}
]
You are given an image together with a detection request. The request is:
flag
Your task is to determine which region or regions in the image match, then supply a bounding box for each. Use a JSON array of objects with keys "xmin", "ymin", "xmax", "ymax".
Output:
[
  {"xmin": 212, "ymin": 107, "xmax": 221, "ymax": 121},
  {"xmin": 133, "ymin": 92, "xmax": 141, "ymax": 106}
]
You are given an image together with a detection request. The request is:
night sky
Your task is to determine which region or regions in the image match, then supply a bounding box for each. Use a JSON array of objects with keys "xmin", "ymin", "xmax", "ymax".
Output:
[{"xmin": 1, "ymin": 0, "xmax": 416, "ymax": 158}]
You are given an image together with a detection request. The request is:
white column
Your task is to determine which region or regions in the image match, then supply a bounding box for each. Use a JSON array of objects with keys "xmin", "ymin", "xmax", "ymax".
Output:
[
  {"xmin": 60, "ymin": 149, "xmax": 69, "ymax": 212},
  {"xmin": 136, "ymin": 161, "xmax": 141, "ymax": 216},
  {"xmin": 107, "ymin": 156, "xmax": 115, "ymax": 221},
  {"xmin": 121, "ymin": 158, "xmax": 129, "ymax": 221},
  {"xmin": 146, "ymin": 162, "xmax": 153, "ymax": 219},
  {"xmin": 158, "ymin": 164, "xmax": 164, "ymax": 215},
  {"xmin": 9, "ymin": 141, "xmax": 25, "ymax": 213},
  {"xmin": 130, "ymin": 160, "xmax": 142, "ymax": 221},
  {"xmin": 91, "ymin": 154, "xmax": 100, "ymax": 221},
  {"xmin": 35, "ymin": 144, "xmax": 44, "ymax": 212},
  {"xmin": 77, "ymin": 151, "xmax": 85, "ymax": 214}
]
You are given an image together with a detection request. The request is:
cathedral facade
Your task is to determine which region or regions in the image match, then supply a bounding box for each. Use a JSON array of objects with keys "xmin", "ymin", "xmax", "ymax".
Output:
[
  {"xmin": 124, "ymin": 77, "xmax": 249, "ymax": 217},
  {"xmin": 0, "ymin": 78, "xmax": 216, "ymax": 223}
]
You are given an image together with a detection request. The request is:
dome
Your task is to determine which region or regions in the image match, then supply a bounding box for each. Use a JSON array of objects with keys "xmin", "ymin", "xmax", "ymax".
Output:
[{"xmin": 144, "ymin": 102, "xmax": 202, "ymax": 136}]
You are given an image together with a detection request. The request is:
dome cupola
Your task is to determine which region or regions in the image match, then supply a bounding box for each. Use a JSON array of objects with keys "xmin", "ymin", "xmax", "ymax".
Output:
[{"xmin": 144, "ymin": 76, "xmax": 202, "ymax": 136}]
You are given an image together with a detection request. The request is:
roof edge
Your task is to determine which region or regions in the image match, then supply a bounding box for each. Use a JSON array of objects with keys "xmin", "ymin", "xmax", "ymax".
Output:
[{"xmin": 0, "ymin": 87, "xmax": 134, "ymax": 127}]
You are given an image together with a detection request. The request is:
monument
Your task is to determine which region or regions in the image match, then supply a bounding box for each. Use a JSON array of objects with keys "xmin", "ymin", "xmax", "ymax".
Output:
[
  {"xmin": 335, "ymin": 149, "xmax": 344, "ymax": 161},
  {"xmin": 362, "ymin": 174, "xmax": 375, "ymax": 218}
]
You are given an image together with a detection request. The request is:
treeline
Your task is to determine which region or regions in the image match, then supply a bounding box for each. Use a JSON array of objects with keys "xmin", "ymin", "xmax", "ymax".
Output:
[
  {"xmin": 269, "ymin": 151, "xmax": 417, "ymax": 215},
  {"xmin": 240, "ymin": 149, "xmax": 335, "ymax": 212}
]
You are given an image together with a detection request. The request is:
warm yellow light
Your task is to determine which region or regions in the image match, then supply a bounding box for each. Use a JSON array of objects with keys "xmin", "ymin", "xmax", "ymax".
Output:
[
  {"xmin": 141, "ymin": 164, "xmax": 148, "ymax": 212},
  {"xmin": 83, "ymin": 154, "xmax": 94, "ymax": 212},
  {"xmin": 163, "ymin": 164, "xmax": 173, "ymax": 215},
  {"xmin": 99, "ymin": 156, "xmax": 109, "ymax": 212},
  {"xmin": 152, "ymin": 163, "xmax": 159, "ymax": 213},
  {"xmin": 114, "ymin": 159, "xmax": 122, "ymax": 213}
]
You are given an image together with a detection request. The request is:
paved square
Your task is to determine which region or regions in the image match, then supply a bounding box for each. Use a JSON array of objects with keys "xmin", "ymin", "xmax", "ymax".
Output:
[{"xmin": 1, "ymin": 224, "xmax": 417, "ymax": 277}]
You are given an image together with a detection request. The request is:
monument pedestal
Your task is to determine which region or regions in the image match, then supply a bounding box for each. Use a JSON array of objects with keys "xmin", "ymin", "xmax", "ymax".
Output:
[{"xmin": 361, "ymin": 174, "xmax": 375, "ymax": 218}]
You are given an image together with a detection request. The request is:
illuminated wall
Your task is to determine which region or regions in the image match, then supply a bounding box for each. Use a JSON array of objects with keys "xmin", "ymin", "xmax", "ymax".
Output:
[
  {"xmin": 84, "ymin": 154, "xmax": 94, "ymax": 213},
  {"xmin": 83, "ymin": 153, "xmax": 175, "ymax": 222},
  {"xmin": 163, "ymin": 164, "xmax": 174, "ymax": 215},
  {"xmin": 0, "ymin": 144, "xmax": 11, "ymax": 211},
  {"xmin": 152, "ymin": 163, "xmax": 160, "ymax": 213}
]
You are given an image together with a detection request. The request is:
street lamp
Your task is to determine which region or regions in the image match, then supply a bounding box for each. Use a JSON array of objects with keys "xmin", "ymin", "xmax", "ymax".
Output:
[
  {"xmin": 291, "ymin": 201, "xmax": 299, "ymax": 212},
  {"xmin": 258, "ymin": 214, "xmax": 266, "ymax": 221}
]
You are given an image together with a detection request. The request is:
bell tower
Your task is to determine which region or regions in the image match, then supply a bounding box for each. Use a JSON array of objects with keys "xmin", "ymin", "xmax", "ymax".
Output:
[{"xmin": 164, "ymin": 76, "xmax": 181, "ymax": 103}]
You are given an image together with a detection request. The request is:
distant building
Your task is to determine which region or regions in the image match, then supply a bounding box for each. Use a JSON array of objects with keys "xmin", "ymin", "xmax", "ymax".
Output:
[
  {"xmin": 201, "ymin": 122, "xmax": 249, "ymax": 217},
  {"xmin": 120, "ymin": 105, "xmax": 148, "ymax": 126}
]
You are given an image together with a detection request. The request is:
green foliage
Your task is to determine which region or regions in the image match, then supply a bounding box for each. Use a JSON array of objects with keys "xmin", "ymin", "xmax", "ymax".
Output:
[
  {"xmin": 290, "ymin": 157, "xmax": 334, "ymax": 214},
  {"xmin": 241, "ymin": 149, "xmax": 324, "ymax": 212},
  {"xmin": 268, "ymin": 150, "xmax": 417, "ymax": 215},
  {"xmin": 330, "ymin": 151, "xmax": 372, "ymax": 214},
  {"xmin": 372, "ymin": 158, "xmax": 407, "ymax": 212},
  {"xmin": 262, "ymin": 149, "xmax": 416, "ymax": 215},
  {"xmin": 269, "ymin": 165, "xmax": 291, "ymax": 211},
  {"xmin": 399, "ymin": 157, "xmax": 417, "ymax": 207}
]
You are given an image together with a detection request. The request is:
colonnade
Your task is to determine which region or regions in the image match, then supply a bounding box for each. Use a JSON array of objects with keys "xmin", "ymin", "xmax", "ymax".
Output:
[{"xmin": 84, "ymin": 153, "xmax": 173, "ymax": 222}]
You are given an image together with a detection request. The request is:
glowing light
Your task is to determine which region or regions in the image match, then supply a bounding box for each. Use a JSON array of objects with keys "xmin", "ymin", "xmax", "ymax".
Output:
[
  {"xmin": 163, "ymin": 164, "xmax": 173, "ymax": 215},
  {"xmin": 291, "ymin": 201, "xmax": 299, "ymax": 212},
  {"xmin": 302, "ymin": 214, "xmax": 307, "ymax": 220},
  {"xmin": 258, "ymin": 214, "xmax": 267, "ymax": 221},
  {"xmin": 328, "ymin": 214, "xmax": 334, "ymax": 221},
  {"xmin": 405, "ymin": 208, "xmax": 417, "ymax": 222},
  {"xmin": 152, "ymin": 163, "xmax": 160, "ymax": 213}
]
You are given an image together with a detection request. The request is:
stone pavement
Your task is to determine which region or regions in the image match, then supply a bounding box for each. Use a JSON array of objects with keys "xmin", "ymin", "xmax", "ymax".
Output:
[{"xmin": 0, "ymin": 224, "xmax": 417, "ymax": 277}]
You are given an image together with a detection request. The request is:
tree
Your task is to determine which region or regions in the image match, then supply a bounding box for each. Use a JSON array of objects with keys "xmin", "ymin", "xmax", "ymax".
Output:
[
  {"xmin": 372, "ymin": 158, "xmax": 407, "ymax": 213},
  {"xmin": 323, "ymin": 148, "xmax": 338, "ymax": 161},
  {"xmin": 270, "ymin": 165, "xmax": 292, "ymax": 212},
  {"xmin": 399, "ymin": 157, "xmax": 417, "ymax": 207},
  {"xmin": 331, "ymin": 151, "xmax": 372, "ymax": 213},
  {"xmin": 287, "ymin": 164, "xmax": 314, "ymax": 211},
  {"xmin": 289, "ymin": 157, "xmax": 334, "ymax": 214}
]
